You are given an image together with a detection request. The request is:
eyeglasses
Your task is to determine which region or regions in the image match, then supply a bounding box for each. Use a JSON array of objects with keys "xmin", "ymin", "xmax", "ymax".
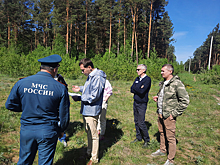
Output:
[{"xmin": 136, "ymin": 69, "xmax": 141, "ymax": 71}]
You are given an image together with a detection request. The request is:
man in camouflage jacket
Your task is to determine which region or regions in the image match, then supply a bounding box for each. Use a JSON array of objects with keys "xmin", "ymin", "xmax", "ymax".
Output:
[{"xmin": 151, "ymin": 64, "xmax": 189, "ymax": 165}]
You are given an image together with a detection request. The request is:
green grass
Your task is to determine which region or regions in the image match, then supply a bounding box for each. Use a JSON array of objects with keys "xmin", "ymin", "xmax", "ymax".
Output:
[{"xmin": 0, "ymin": 73, "xmax": 220, "ymax": 165}]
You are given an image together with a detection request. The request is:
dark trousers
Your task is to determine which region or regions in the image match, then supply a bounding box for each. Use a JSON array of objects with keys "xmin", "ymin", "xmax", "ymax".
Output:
[
  {"xmin": 133, "ymin": 101, "xmax": 150, "ymax": 142},
  {"xmin": 17, "ymin": 124, "xmax": 58, "ymax": 165}
]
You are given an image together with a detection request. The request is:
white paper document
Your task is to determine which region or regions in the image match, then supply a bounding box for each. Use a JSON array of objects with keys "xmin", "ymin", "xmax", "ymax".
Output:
[{"xmin": 68, "ymin": 92, "xmax": 81, "ymax": 96}]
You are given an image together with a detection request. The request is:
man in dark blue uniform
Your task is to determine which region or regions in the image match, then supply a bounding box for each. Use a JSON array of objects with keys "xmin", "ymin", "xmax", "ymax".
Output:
[
  {"xmin": 130, "ymin": 64, "xmax": 151, "ymax": 148},
  {"xmin": 5, "ymin": 54, "xmax": 70, "ymax": 165}
]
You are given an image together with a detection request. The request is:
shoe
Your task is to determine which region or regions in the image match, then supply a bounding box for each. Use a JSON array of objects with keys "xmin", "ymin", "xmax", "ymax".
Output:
[
  {"xmin": 62, "ymin": 141, "xmax": 67, "ymax": 147},
  {"xmin": 164, "ymin": 159, "xmax": 174, "ymax": 165},
  {"xmin": 142, "ymin": 141, "xmax": 149, "ymax": 148},
  {"xmin": 99, "ymin": 135, "xmax": 104, "ymax": 141},
  {"xmin": 130, "ymin": 139, "xmax": 142, "ymax": 143},
  {"xmin": 151, "ymin": 149, "xmax": 166, "ymax": 157},
  {"xmin": 60, "ymin": 140, "xmax": 67, "ymax": 147},
  {"xmin": 87, "ymin": 160, "xmax": 93, "ymax": 165}
]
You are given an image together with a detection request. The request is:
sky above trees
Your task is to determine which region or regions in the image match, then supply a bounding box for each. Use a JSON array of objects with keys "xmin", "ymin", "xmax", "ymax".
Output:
[{"xmin": 165, "ymin": 0, "xmax": 220, "ymax": 63}]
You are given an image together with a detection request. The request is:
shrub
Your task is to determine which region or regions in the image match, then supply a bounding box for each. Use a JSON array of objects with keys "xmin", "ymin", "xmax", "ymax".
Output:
[
  {"xmin": 0, "ymin": 45, "xmax": 186, "ymax": 81},
  {"xmin": 197, "ymin": 65, "xmax": 220, "ymax": 85}
]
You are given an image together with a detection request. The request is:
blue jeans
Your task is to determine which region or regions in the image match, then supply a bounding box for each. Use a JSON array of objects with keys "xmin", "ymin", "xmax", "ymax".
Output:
[
  {"xmin": 133, "ymin": 102, "xmax": 150, "ymax": 142},
  {"xmin": 17, "ymin": 124, "xmax": 58, "ymax": 165}
]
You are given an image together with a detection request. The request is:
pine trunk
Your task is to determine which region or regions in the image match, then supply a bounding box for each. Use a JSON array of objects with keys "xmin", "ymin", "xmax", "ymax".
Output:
[
  {"xmin": 147, "ymin": 0, "xmax": 153, "ymax": 58},
  {"xmin": 117, "ymin": 0, "xmax": 121, "ymax": 55},
  {"xmin": 124, "ymin": 14, "xmax": 126, "ymax": 53},
  {"xmin": 31, "ymin": 37, "xmax": 32, "ymax": 52},
  {"xmin": 217, "ymin": 54, "xmax": 219, "ymax": 65},
  {"xmin": 85, "ymin": 0, "xmax": 88, "ymax": 57},
  {"xmin": 130, "ymin": 5, "xmax": 135, "ymax": 58},
  {"xmin": 135, "ymin": 7, "xmax": 138, "ymax": 63},
  {"xmin": 43, "ymin": 31, "xmax": 46, "ymax": 46},
  {"xmin": 8, "ymin": 15, "xmax": 10, "ymax": 47},
  {"xmin": 66, "ymin": 0, "xmax": 69, "ymax": 54},
  {"xmin": 109, "ymin": 6, "xmax": 112, "ymax": 55},
  {"xmin": 35, "ymin": 28, "xmax": 37, "ymax": 48},
  {"xmin": 135, "ymin": 31, "xmax": 138, "ymax": 64},
  {"xmin": 77, "ymin": 15, "xmax": 79, "ymax": 51},
  {"xmin": 117, "ymin": 17, "xmax": 120, "ymax": 56},
  {"xmin": 75, "ymin": 21, "xmax": 77, "ymax": 43},
  {"xmin": 70, "ymin": 23, "xmax": 73, "ymax": 58},
  {"xmin": 45, "ymin": 18, "xmax": 48, "ymax": 48},
  {"xmin": 14, "ymin": 23, "xmax": 17, "ymax": 44},
  {"xmin": 142, "ymin": 11, "xmax": 147, "ymax": 58}
]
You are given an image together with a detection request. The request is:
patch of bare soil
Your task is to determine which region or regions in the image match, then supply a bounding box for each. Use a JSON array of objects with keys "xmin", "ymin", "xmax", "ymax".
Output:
[
  {"xmin": 211, "ymin": 88, "xmax": 220, "ymax": 104},
  {"xmin": 121, "ymin": 147, "xmax": 132, "ymax": 156},
  {"xmin": 12, "ymin": 155, "xmax": 19, "ymax": 163},
  {"xmin": 212, "ymin": 95, "xmax": 220, "ymax": 103}
]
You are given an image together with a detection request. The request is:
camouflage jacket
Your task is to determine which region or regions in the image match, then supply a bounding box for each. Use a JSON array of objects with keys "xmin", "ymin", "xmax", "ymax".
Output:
[{"xmin": 157, "ymin": 75, "xmax": 189, "ymax": 119}]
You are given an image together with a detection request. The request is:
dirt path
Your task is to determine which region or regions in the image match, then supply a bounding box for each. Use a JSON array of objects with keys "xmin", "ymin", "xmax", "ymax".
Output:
[
  {"xmin": 212, "ymin": 88, "xmax": 220, "ymax": 104},
  {"xmin": 212, "ymin": 95, "xmax": 220, "ymax": 103}
]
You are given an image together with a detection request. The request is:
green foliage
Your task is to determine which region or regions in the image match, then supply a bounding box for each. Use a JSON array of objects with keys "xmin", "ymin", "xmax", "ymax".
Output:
[
  {"xmin": 0, "ymin": 47, "xmax": 25, "ymax": 77},
  {"xmin": 0, "ymin": 151, "xmax": 13, "ymax": 164},
  {"xmin": 197, "ymin": 65, "xmax": 220, "ymax": 84},
  {"xmin": 51, "ymin": 34, "xmax": 66, "ymax": 56},
  {"xmin": 140, "ymin": 48, "xmax": 168, "ymax": 80},
  {"xmin": 194, "ymin": 156, "xmax": 204, "ymax": 165},
  {"xmin": 0, "ymin": 0, "xmax": 174, "ymax": 64},
  {"xmin": 0, "ymin": 106, "xmax": 21, "ymax": 133},
  {"xmin": 0, "ymin": 44, "xmax": 186, "ymax": 81},
  {"xmin": 59, "ymin": 55, "xmax": 80, "ymax": 79},
  {"xmin": 93, "ymin": 52, "xmax": 136, "ymax": 81},
  {"xmin": 22, "ymin": 45, "xmax": 52, "ymax": 76},
  {"xmin": 212, "ymin": 64, "xmax": 220, "ymax": 73},
  {"xmin": 171, "ymin": 61, "xmax": 184, "ymax": 75}
]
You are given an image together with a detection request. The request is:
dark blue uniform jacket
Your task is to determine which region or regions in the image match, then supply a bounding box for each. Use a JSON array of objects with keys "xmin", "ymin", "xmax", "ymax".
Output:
[
  {"xmin": 5, "ymin": 71, "xmax": 70, "ymax": 132},
  {"xmin": 131, "ymin": 76, "xmax": 151, "ymax": 103}
]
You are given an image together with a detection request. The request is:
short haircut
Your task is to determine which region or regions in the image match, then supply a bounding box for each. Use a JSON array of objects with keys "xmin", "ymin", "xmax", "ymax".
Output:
[
  {"xmin": 79, "ymin": 58, "xmax": 94, "ymax": 68},
  {"xmin": 40, "ymin": 65, "xmax": 54, "ymax": 71},
  {"xmin": 162, "ymin": 64, "xmax": 174, "ymax": 74},
  {"xmin": 138, "ymin": 64, "xmax": 147, "ymax": 73}
]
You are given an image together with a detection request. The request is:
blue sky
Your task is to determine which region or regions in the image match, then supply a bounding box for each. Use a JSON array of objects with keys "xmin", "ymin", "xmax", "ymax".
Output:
[{"xmin": 165, "ymin": 0, "xmax": 220, "ymax": 63}]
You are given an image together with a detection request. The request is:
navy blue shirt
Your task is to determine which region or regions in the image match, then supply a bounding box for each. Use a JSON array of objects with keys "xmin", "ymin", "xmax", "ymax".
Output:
[
  {"xmin": 5, "ymin": 71, "xmax": 70, "ymax": 132},
  {"xmin": 131, "ymin": 75, "xmax": 151, "ymax": 103}
]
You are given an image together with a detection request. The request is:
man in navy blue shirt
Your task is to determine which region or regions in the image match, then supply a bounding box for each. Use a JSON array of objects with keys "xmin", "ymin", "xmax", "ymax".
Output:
[
  {"xmin": 5, "ymin": 54, "xmax": 70, "ymax": 165},
  {"xmin": 130, "ymin": 64, "xmax": 151, "ymax": 148}
]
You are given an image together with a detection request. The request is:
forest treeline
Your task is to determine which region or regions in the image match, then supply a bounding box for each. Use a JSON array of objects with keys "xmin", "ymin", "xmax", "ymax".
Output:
[
  {"xmin": 1, "ymin": 0, "xmax": 219, "ymax": 83},
  {"xmin": 0, "ymin": 37, "xmax": 184, "ymax": 81},
  {"xmin": 185, "ymin": 23, "xmax": 220, "ymax": 73},
  {"xmin": 0, "ymin": 0, "xmax": 176, "ymax": 63}
]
